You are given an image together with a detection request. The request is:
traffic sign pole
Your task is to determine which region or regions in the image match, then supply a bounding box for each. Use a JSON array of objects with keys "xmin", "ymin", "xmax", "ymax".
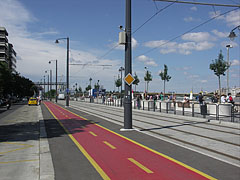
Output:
[{"xmin": 123, "ymin": 0, "xmax": 132, "ymax": 130}]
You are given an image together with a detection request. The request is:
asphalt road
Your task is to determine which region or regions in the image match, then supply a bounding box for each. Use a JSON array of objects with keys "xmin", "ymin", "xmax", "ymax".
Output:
[{"xmin": 42, "ymin": 101, "xmax": 240, "ymax": 180}]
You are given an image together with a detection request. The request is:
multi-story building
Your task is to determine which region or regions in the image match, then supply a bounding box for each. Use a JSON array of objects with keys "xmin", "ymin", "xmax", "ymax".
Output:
[
  {"xmin": 0, "ymin": 27, "xmax": 9, "ymax": 63},
  {"xmin": 0, "ymin": 27, "xmax": 17, "ymax": 73},
  {"xmin": 8, "ymin": 43, "xmax": 17, "ymax": 73}
]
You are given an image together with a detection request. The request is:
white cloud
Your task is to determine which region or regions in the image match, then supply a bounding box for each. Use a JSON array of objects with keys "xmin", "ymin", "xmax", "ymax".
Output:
[
  {"xmin": 183, "ymin": 17, "xmax": 201, "ymax": 22},
  {"xmin": 200, "ymin": 80, "xmax": 208, "ymax": 83},
  {"xmin": 144, "ymin": 38, "xmax": 215, "ymax": 55},
  {"xmin": 190, "ymin": 7, "xmax": 197, "ymax": 11},
  {"xmin": 182, "ymin": 32, "xmax": 211, "ymax": 42},
  {"xmin": 136, "ymin": 55, "xmax": 157, "ymax": 67},
  {"xmin": 209, "ymin": 9, "xmax": 240, "ymax": 27},
  {"xmin": 231, "ymin": 59, "xmax": 240, "ymax": 66},
  {"xmin": 0, "ymin": 0, "xmax": 120, "ymax": 89},
  {"xmin": 184, "ymin": 17, "xmax": 194, "ymax": 22},
  {"xmin": 225, "ymin": 10, "xmax": 240, "ymax": 27},
  {"xmin": 211, "ymin": 29, "xmax": 228, "ymax": 38}
]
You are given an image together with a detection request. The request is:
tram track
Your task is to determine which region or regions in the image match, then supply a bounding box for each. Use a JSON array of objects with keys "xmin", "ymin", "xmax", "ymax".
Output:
[
  {"xmin": 60, "ymin": 101, "xmax": 240, "ymax": 162},
  {"xmin": 69, "ymin": 102, "xmax": 240, "ymax": 147},
  {"xmin": 77, "ymin": 101, "xmax": 240, "ymax": 135}
]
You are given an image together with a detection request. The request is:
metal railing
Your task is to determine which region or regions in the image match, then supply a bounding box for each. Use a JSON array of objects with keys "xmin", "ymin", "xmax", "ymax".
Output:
[{"xmin": 76, "ymin": 97, "xmax": 240, "ymax": 123}]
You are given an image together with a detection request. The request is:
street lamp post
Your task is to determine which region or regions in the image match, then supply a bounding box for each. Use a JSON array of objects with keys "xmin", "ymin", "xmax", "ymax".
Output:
[
  {"xmin": 49, "ymin": 60, "xmax": 58, "ymax": 103},
  {"xmin": 43, "ymin": 75, "xmax": 45, "ymax": 99},
  {"xmin": 119, "ymin": 67, "xmax": 125, "ymax": 107},
  {"xmin": 228, "ymin": 25, "xmax": 240, "ymax": 41},
  {"xmin": 55, "ymin": 37, "xmax": 69, "ymax": 106},
  {"xmin": 45, "ymin": 70, "xmax": 50, "ymax": 99},
  {"xmin": 226, "ymin": 45, "xmax": 232, "ymax": 94}
]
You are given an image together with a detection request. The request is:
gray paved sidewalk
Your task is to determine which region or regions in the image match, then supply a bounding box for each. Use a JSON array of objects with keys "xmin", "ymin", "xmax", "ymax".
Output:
[{"xmin": 0, "ymin": 104, "xmax": 54, "ymax": 180}]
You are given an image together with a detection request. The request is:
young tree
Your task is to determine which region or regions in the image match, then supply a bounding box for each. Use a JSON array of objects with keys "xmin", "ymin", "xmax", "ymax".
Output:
[
  {"xmin": 209, "ymin": 50, "xmax": 229, "ymax": 101},
  {"xmin": 133, "ymin": 72, "xmax": 140, "ymax": 93},
  {"xmin": 85, "ymin": 85, "xmax": 91, "ymax": 91},
  {"xmin": 115, "ymin": 78, "xmax": 122, "ymax": 92},
  {"xmin": 144, "ymin": 70, "xmax": 152, "ymax": 94},
  {"xmin": 159, "ymin": 64, "xmax": 171, "ymax": 99}
]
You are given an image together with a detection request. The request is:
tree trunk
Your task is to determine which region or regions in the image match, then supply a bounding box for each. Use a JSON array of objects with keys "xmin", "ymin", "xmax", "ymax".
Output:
[
  {"xmin": 135, "ymin": 84, "xmax": 136, "ymax": 93},
  {"xmin": 163, "ymin": 80, "xmax": 166, "ymax": 100},
  {"xmin": 147, "ymin": 81, "xmax": 149, "ymax": 94},
  {"xmin": 218, "ymin": 76, "xmax": 221, "ymax": 102}
]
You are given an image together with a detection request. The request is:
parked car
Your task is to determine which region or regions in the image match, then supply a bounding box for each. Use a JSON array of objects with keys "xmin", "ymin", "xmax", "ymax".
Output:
[
  {"xmin": 0, "ymin": 98, "xmax": 11, "ymax": 109},
  {"xmin": 28, "ymin": 97, "xmax": 38, "ymax": 106}
]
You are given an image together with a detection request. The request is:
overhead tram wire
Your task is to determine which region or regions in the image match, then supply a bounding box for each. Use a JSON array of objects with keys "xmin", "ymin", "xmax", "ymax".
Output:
[
  {"xmin": 134, "ymin": 7, "xmax": 240, "ymax": 59},
  {"xmin": 132, "ymin": 1, "xmax": 176, "ymax": 35},
  {"xmin": 153, "ymin": 0, "xmax": 240, "ymax": 8},
  {"xmin": 93, "ymin": 1, "xmax": 176, "ymax": 61}
]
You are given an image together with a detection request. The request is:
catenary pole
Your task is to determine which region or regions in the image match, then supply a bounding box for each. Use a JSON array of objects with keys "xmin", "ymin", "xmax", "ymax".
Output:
[{"xmin": 124, "ymin": 0, "xmax": 132, "ymax": 129}]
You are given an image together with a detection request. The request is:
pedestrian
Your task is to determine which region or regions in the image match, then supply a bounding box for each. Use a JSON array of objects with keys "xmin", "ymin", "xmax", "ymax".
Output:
[
  {"xmin": 211, "ymin": 93, "xmax": 218, "ymax": 103},
  {"xmin": 137, "ymin": 95, "xmax": 141, "ymax": 109},
  {"xmin": 221, "ymin": 94, "xmax": 226, "ymax": 103},
  {"xmin": 198, "ymin": 93, "xmax": 204, "ymax": 105},
  {"xmin": 160, "ymin": 92, "xmax": 164, "ymax": 101},
  {"xmin": 226, "ymin": 93, "xmax": 234, "ymax": 104}
]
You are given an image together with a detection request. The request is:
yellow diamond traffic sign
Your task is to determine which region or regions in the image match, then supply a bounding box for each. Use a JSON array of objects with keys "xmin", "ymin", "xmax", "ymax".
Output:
[{"xmin": 124, "ymin": 73, "xmax": 135, "ymax": 86}]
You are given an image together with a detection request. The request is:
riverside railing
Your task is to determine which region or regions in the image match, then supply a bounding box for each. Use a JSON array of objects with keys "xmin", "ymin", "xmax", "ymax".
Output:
[{"xmin": 79, "ymin": 97, "xmax": 239, "ymax": 123}]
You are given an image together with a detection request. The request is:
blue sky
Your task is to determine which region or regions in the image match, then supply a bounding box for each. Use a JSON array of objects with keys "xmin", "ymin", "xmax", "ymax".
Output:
[{"xmin": 0, "ymin": 0, "xmax": 239, "ymax": 93}]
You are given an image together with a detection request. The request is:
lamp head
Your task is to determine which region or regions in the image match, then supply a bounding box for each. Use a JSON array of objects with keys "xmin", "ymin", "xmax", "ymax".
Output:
[
  {"xmin": 49, "ymin": 61, "xmax": 51, "ymax": 64},
  {"xmin": 228, "ymin": 31, "xmax": 237, "ymax": 41},
  {"xmin": 226, "ymin": 44, "xmax": 233, "ymax": 48},
  {"xmin": 55, "ymin": 39, "xmax": 59, "ymax": 44}
]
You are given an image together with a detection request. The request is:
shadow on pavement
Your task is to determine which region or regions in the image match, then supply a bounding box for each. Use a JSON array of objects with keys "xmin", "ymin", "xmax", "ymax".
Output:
[{"xmin": 0, "ymin": 118, "xmax": 94, "ymax": 143}]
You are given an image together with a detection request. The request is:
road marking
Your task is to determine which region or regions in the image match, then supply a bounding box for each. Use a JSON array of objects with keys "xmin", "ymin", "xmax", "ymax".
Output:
[
  {"xmin": 0, "ymin": 159, "xmax": 38, "ymax": 164},
  {"xmin": 63, "ymin": 103, "xmax": 218, "ymax": 180},
  {"xmin": 44, "ymin": 102, "xmax": 111, "ymax": 180},
  {"xmin": 0, "ymin": 142, "xmax": 33, "ymax": 155},
  {"xmin": 46, "ymin": 102, "xmax": 217, "ymax": 180},
  {"xmin": 89, "ymin": 131, "xmax": 97, "ymax": 137},
  {"xmin": 103, "ymin": 141, "xmax": 116, "ymax": 150},
  {"xmin": 128, "ymin": 158, "xmax": 153, "ymax": 174}
]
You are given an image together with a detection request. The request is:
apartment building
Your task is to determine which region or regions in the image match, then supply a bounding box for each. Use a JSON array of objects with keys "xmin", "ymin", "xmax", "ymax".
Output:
[{"xmin": 0, "ymin": 27, "xmax": 17, "ymax": 72}]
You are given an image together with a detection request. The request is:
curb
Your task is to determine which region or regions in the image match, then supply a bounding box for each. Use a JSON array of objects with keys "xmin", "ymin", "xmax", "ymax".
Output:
[{"xmin": 39, "ymin": 106, "xmax": 55, "ymax": 180}]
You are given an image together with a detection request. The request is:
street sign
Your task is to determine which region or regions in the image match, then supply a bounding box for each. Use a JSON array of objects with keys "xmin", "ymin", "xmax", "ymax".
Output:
[{"xmin": 124, "ymin": 73, "xmax": 135, "ymax": 86}]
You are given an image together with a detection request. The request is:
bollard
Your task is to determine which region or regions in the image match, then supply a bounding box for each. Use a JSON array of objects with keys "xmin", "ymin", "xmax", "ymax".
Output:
[
  {"xmin": 148, "ymin": 101, "xmax": 150, "ymax": 111},
  {"xmin": 159, "ymin": 102, "xmax": 161, "ymax": 112},
  {"xmin": 166, "ymin": 102, "xmax": 168, "ymax": 113},
  {"xmin": 174, "ymin": 102, "xmax": 176, "ymax": 115},
  {"xmin": 216, "ymin": 104, "xmax": 219, "ymax": 121},
  {"xmin": 143, "ymin": 101, "xmax": 144, "ymax": 110},
  {"xmin": 231, "ymin": 104, "xmax": 234, "ymax": 122},
  {"xmin": 153, "ymin": 101, "xmax": 155, "ymax": 112},
  {"xmin": 182, "ymin": 103, "xmax": 185, "ymax": 116},
  {"xmin": 192, "ymin": 103, "xmax": 194, "ymax": 117}
]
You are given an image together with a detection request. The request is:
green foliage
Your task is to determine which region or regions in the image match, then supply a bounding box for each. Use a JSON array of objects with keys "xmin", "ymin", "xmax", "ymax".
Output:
[
  {"xmin": 133, "ymin": 72, "xmax": 140, "ymax": 86},
  {"xmin": 85, "ymin": 85, "xmax": 91, "ymax": 91},
  {"xmin": 144, "ymin": 70, "xmax": 152, "ymax": 82},
  {"xmin": 209, "ymin": 50, "xmax": 229, "ymax": 98},
  {"xmin": 159, "ymin": 64, "xmax": 171, "ymax": 82},
  {"xmin": 159, "ymin": 64, "xmax": 171, "ymax": 99},
  {"xmin": 94, "ymin": 83, "xmax": 100, "ymax": 90},
  {"xmin": 115, "ymin": 78, "xmax": 122, "ymax": 88},
  {"xmin": 209, "ymin": 50, "xmax": 229, "ymax": 77},
  {"xmin": 0, "ymin": 62, "xmax": 35, "ymax": 98}
]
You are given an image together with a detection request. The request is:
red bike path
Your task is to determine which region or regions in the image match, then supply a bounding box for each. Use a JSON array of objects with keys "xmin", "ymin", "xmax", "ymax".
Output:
[{"xmin": 44, "ymin": 101, "xmax": 217, "ymax": 180}]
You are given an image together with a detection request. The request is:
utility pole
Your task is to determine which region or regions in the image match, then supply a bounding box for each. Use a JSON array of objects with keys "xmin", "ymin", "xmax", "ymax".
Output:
[
  {"xmin": 226, "ymin": 44, "xmax": 232, "ymax": 94},
  {"xmin": 119, "ymin": 67, "xmax": 125, "ymax": 107},
  {"xmin": 123, "ymin": 0, "xmax": 132, "ymax": 130},
  {"xmin": 43, "ymin": 75, "xmax": 45, "ymax": 99}
]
